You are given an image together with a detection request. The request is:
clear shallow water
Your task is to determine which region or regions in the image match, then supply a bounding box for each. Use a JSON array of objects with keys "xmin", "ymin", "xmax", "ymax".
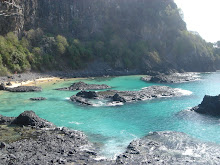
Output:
[{"xmin": 1, "ymin": 72, "xmax": 220, "ymax": 158}]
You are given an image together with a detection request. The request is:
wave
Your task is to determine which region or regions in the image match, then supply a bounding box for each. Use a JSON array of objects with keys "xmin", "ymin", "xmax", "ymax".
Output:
[{"xmin": 69, "ymin": 121, "xmax": 83, "ymax": 125}]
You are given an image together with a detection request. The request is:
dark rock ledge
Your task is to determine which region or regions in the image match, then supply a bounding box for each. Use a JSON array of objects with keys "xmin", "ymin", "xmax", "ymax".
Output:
[
  {"xmin": 70, "ymin": 86, "xmax": 190, "ymax": 106},
  {"xmin": 56, "ymin": 81, "xmax": 111, "ymax": 91},
  {"xmin": 141, "ymin": 72, "xmax": 200, "ymax": 83},
  {"xmin": 1, "ymin": 111, "xmax": 220, "ymax": 164},
  {"xmin": 191, "ymin": 94, "xmax": 220, "ymax": 116}
]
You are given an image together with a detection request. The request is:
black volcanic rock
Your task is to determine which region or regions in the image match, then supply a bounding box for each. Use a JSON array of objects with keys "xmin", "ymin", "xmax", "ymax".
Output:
[
  {"xmin": 11, "ymin": 111, "xmax": 54, "ymax": 128},
  {"xmin": 56, "ymin": 81, "xmax": 111, "ymax": 91},
  {"xmin": 116, "ymin": 131, "xmax": 220, "ymax": 164},
  {"xmin": 6, "ymin": 86, "xmax": 42, "ymax": 92},
  {"xmin": 192, "ymin": 95, "xmax": 220, "ymax": 116},
  {"xmin": 30, "ymin": 97, "xmax": 47, "ymax": 101},
  {"xmin": 70, "ymin": 86, "xmax": 190, "ymax": 106}
]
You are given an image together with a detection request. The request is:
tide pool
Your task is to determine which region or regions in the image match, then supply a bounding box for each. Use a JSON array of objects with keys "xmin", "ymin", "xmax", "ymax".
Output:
[{"xmin": 1, "ymin": 72, "xmax": 220, "ymax": 159}]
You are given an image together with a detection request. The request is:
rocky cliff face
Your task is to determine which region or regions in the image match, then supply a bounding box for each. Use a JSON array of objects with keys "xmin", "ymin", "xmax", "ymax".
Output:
[
  {"xmin": 0, "ymin": 0, "xmax": 216, "ymax": 72},
  {"xmin": 0, "ymin": 0, "xmax": 184, "ymax": 38}
]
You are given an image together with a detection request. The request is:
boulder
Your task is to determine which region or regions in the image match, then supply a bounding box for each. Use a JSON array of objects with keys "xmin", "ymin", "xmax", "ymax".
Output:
[
  {"xmin": 11, "ymin": 111, "xmax": 55, "ymax": 128},
  {"xmin": 7, "ymin": 86, "xmax": 42, "ymax": 92},
  {"xmin": 193, "ymin": 95, "xmax": 220, "ymax": 116}
]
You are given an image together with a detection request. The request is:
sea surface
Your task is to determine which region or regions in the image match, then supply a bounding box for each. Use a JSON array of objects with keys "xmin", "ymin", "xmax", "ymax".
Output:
[{"xmin": 1, "ymin": 72, "xmax": 220, "ymax": 159}]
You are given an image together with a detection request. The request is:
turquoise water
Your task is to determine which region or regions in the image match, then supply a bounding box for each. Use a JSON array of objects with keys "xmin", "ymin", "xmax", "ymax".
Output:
[{"xmin": 1, "ymin": 72, "xmax": 220, "ymax": 158}]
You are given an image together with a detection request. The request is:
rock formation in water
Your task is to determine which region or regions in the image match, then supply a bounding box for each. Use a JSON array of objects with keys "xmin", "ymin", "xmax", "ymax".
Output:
[
  {"xmin": 30, "ymin": 97, "xmax": 47, "ymax": 101},
  {"xmin": 70, "ymin": 86, "xmax": 190, "ymax": 106},
  {"xmin": 56, "ymin": 81, "xmax": 111, "ymax": 91},
  {"xmin": 192, "ymin": 94, "xmax": 220, "ymax": 116},
  {"xmin": 141, "ymin": 72, "xmax": 200, "ymax": 83}
]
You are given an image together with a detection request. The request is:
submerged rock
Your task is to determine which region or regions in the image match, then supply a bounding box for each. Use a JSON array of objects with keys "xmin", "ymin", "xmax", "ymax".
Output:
[
  {"xmin": 141, "ymin": 72, "xmax": 200, "ymax": 83},
  {"xmin": 70, "ymin": 86, "xmax": 191, "ymax": 106},
  {"xmin": 11, "ymin": 111, "xmax": 55, "ymax": 128},
  {"xmin": 6, "ymin": 86, "xmax": 42, "ymax": 92},
  {"xmin": 30, "ymin": 97, "xmax": 47, "ymax": 101},
  {"xmin": 116, "ymin": 131, "xmax": 220, "ymax": 165},
  {"xmin": 56, "ymin": 81, "xmax": 111, "ymax": 91},
  {"xmin": 192, "ymin": 95, "xmax": 220, "ymax": 116}
]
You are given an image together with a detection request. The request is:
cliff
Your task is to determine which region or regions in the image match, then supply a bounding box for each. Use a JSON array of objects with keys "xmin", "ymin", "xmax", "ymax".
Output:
[{"xmin": 0, "ymin": 0, "xmax": 217, "ymax": 74}]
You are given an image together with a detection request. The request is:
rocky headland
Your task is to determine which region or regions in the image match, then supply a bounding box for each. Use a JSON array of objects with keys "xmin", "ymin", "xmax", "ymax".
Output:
[
  {"xmin": 56, "ymin": 81, "xmax": 111, "ymax": 91},
  {"xmin": 70, "ymin": 86, "xmax": 191, "ymax": 106},
  {"xmin": 141, "ymin": 72, "xmax": 200, "ymax": 83}
]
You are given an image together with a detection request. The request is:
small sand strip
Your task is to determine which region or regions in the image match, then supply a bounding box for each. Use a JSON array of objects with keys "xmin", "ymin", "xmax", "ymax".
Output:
[{"xmin": 5, "ymin": 77, "xmax": 61, "ymax": 88}]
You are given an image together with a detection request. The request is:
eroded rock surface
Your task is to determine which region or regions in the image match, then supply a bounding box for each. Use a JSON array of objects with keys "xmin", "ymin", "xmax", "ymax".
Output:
[
  {"xmin": 141, "ymin": 72, "xmax": 200, "ymax": 83},
  {"xmin": 56, "ymin": 81, "xmax": 111, "ymax": 91},
  {"xmin": 70, "ymin": 86, "xmax": 190, "ymax": 106},
  {"xmin": 116, "ymin": 131, "xmax": 220, "ymax": 165}
]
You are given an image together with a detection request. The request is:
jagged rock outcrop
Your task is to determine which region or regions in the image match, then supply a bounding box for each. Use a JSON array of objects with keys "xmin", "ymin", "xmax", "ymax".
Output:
[
  {"xmin": 192, "ymin": 95, "xmax": 220, "ymax": 116},
  {"xmin": 116, "ymin": 131, "xmax": 220, "ymax": 165},
  {"xmin": 56, "ymin": 81, "xmax": 111, "ymax": 91}
]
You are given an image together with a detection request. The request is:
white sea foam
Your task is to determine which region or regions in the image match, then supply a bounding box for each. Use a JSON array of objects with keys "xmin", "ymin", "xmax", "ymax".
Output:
[
  {"xmin": 92, "ymin": 101, "xmax": 124, "ymax": 107},
  {"xmin": 69, "ymin": 121, "xmax": 83, "ymax": 125},
  {"xmin": 176, "ymin": 88, "xmax": 193, "ymax": 96},
  {"xmin": 65, "ymin": 97, "xmax": 70, "ymax": 100}
]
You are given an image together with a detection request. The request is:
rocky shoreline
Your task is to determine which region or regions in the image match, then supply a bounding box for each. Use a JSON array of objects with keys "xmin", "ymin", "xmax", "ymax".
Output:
[{"xmin": 1, "ymin": 111, "xmax": 220, "ymax": 164}]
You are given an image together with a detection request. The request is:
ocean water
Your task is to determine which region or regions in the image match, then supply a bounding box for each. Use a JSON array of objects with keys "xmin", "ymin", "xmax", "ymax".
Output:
[{"xmin": 1, "ymin": 72, "xmax": 220, "ymax": 158}]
